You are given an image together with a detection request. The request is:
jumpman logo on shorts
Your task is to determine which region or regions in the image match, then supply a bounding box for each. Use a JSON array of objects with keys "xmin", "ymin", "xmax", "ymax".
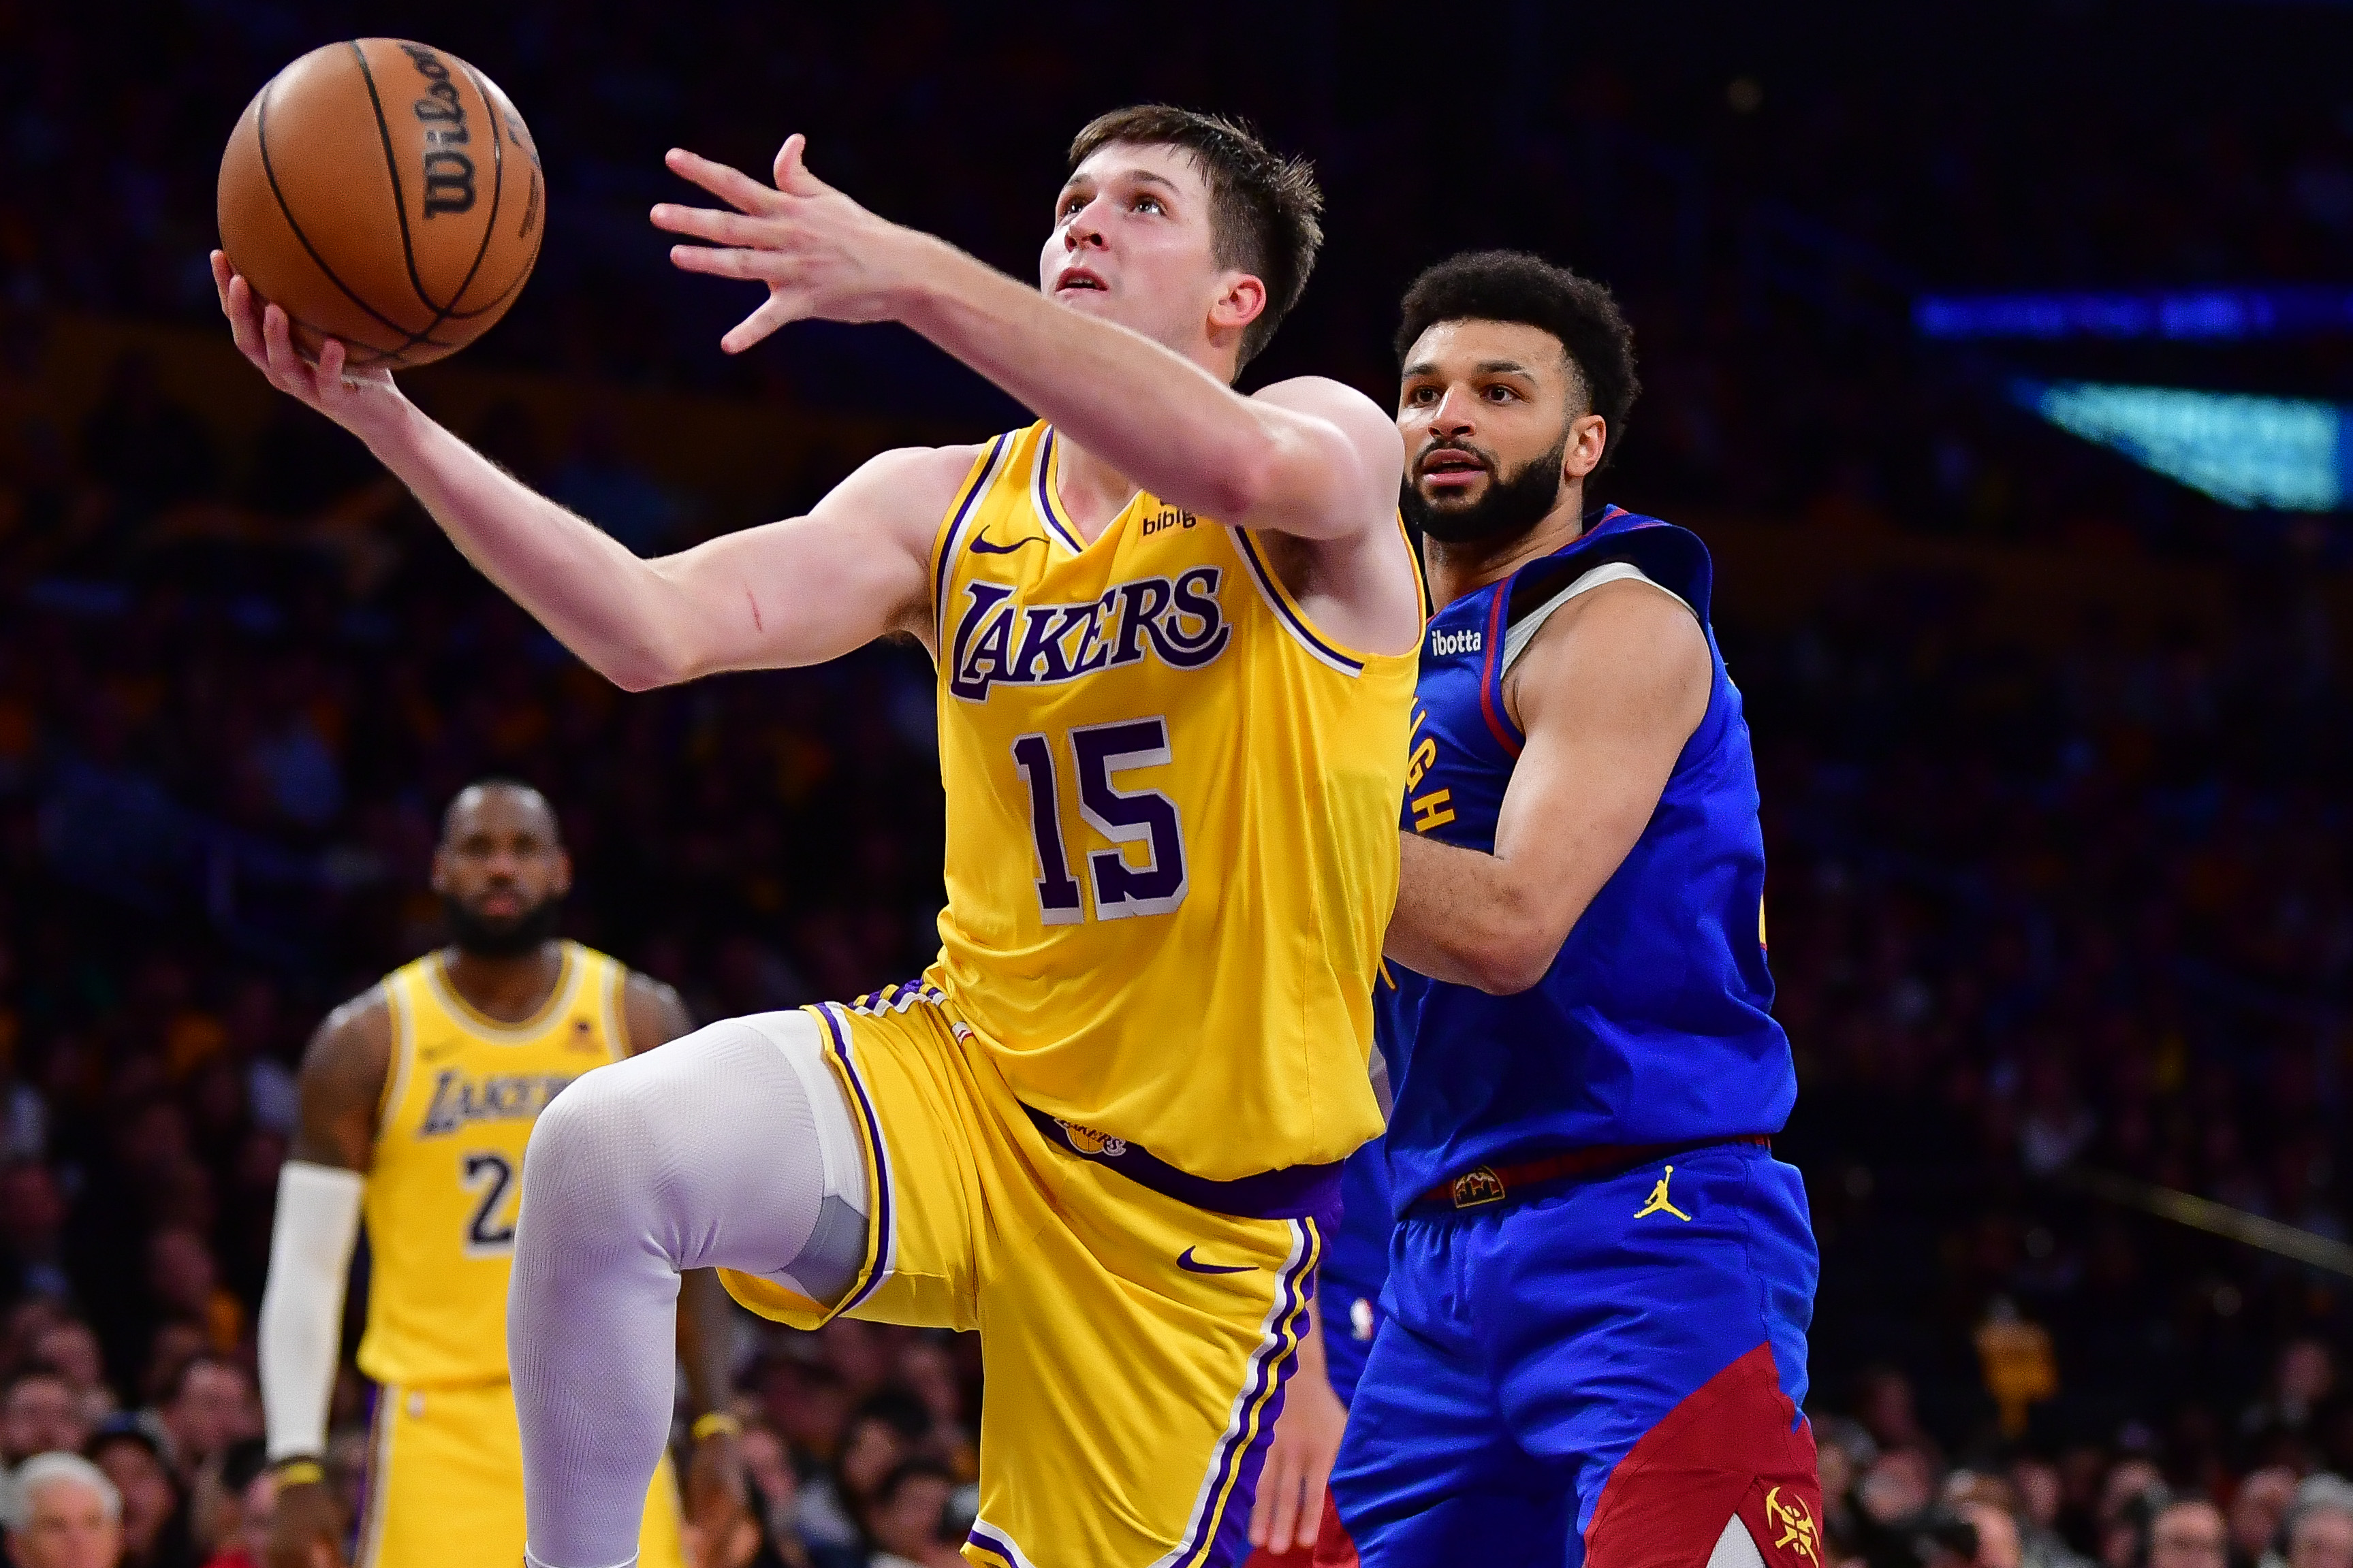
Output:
[{"xmin": 1633, "ymin": 1166, "xmax": 1692, "ymax": 1221}]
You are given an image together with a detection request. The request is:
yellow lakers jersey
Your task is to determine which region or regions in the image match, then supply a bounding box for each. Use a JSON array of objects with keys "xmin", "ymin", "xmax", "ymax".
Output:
[
  {"xmin": 357, "ymin": 942, "xmax": 629, "ymax": 1388},
  {"xmin": 921, "ymin": 422, "xmax": 1417, "ymax": 1179}
]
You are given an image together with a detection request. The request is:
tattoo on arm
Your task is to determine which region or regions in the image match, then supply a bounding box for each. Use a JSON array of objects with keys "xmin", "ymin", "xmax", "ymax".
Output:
[{"xmin": 291, "ymin": 991, "xmax": 394, "ymax": 1174}]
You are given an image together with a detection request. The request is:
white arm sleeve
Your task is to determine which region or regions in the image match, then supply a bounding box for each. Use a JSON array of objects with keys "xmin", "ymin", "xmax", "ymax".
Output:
[{"xmin": 258, "ymin": 1160, "xmax": 365, "ymax": 1461}]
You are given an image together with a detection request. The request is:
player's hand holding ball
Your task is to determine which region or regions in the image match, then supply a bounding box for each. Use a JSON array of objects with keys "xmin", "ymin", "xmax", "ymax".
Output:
[
  {"xmin": 211, "ymin": 253, "xmax": 409, "ymax": 442},
  {"xmin": 212, "ymin": 39, "xmax": 545, "ymax": 437},
  {"xmin": 653, "ymin": 135, "xmax": 947, "ymax": 353}
]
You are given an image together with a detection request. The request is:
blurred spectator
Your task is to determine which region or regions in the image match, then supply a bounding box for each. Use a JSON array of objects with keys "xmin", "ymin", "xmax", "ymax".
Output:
[
  {"xmin": 142, "ymin": 1231, "xmax": 238, "ymax": 1356},
  {"xmin": 148, "ymin": 1358, "xmax": 255, "ymax": 1489},
  {"xmin": 2284, "ymin": 1477, "xmax": 2353, "ymax": 1568},
  {"xmin": 862, "ymin": 1459, "xmax": 962, "ymax": 1568},
  {"xmin": 84, "ymin": 1418, "xmax": 193, "ymax": 1568},
  {"xmin": 189, "ymin": 1439, "xmax": 270, "ymax": 1568},
  {"xmin": 731, "ymin": 1418, "xmax": 857, "ymax": 1568},
  {"xmin": 2006, "ymin": 1457, "xmax": 2090, "ymax": 1568},
  {"xmin": 0, "ymin": 1162, "xmax": 70, "ymax": 1302},
  {"xmin": 798, "ymin": 1393, "xmax": 932, "ymax": 1561},
  {"xmin": 2230, "ymin": 1468, "xmax": 2296, "ymax": 1568},
  {"xmin": 2149, "ymin": 1500, "xmax": 2228, "ymax": 1568},
  {"xmin": 1865, "ymin": 1448, "xmax": 1941, "ymax": 1528},
  {"xmin": 1962, "ymin": 1500, "xmax": 2025, "ymax": 1568},
  {"xmin": 2100, "ymin": 1464, "xmax": 2169, "ymax": 1568},
  {"xmin": 4, "ymin": 1366, "xmax": 91, "ymax": 1467},
  {"xmin": 2245, "ymin": 1345, "xmax": 2341, "ymax": 1470},
  {"xmin": 7, "ymin": 1450, "xmax": 125, "ymax": 1568},
  {"xmin": 37, "ymin": 1322, "xmax": 117, "ymax": 1428},
  {"xmin": 1817, "ymin": 1413, "xmax": 1878, "ymax": 1559}
]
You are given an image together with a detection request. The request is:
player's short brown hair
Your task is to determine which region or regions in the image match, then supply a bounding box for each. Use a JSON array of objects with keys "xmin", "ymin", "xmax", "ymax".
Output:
[{"xmin": 1069, "ymin": 106, "xmax": 1323, "ymax": 370}]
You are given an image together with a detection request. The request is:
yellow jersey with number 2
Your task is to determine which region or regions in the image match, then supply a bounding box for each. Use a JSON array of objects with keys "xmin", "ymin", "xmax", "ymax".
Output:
[
  {"xmin": 921, "ymin": 421, "xmax": 1416, "ymax": 1181},
  {"xmin": 357, "ymin": 941, "xmax": 629, "ymax": 1388}
]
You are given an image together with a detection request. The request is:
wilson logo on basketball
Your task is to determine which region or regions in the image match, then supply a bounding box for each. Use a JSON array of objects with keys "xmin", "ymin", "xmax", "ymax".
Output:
[
  {"xmin": 400, "ymin": 44, "xmax": 477, "ymax": 218},
  {"xmin": 216, "ymin": 37, "xmax": 546, "ymax": 370}
]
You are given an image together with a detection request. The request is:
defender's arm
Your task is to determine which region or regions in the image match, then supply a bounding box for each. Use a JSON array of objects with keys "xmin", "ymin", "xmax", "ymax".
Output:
[
  {"xmin": 259, "ymin": 993, "xmax": 392, "ymax": 1568},
  {"xmin": 1386, "ymin": 582, "xmax": 1711, "ymax": 995},
  {"xmin": 652, "ymin": 140, "xmax": 1401, "ymax": 544},
  {"xmin": 211, "ymin": 253, "xmax": 967, "ymax": 687}
]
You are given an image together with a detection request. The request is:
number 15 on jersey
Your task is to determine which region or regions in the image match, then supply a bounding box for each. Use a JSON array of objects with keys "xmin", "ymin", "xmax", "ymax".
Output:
[{"xmin": 1012, "ymin": 717, "xmax": 1188, "ymax": 924}]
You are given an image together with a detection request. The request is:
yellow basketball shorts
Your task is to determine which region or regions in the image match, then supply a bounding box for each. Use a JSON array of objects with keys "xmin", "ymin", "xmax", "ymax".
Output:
[
  {"xmin": 355, "ymin": 1379, "xmax": 684, "ymax": 1568},
  {"xmin": 719, "ymin": 989, "xmax": 1331, "ymax": 1568}
]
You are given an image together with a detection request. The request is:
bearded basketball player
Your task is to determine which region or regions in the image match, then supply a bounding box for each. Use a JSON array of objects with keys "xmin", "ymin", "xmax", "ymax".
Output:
[
  {"xmin": 255, "ymin": 781, "xmax": 734, "ymax": 1568},
  {"xmin": 215, "ymin": 107, "xmax": 1422, "ymax": 1568},
  {"xmin": 1329, "ymin": 252, "xmax": 1822, "ymax": 1568}
]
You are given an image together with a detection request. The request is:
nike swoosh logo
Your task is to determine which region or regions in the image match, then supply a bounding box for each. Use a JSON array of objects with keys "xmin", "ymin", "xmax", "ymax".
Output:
[
  {"xmin": 970, "ymin": 533, "xmax": 1042, "ymax": 555},
  {"xmin": 1177, "ymin": 1247, "xmax": 1254, "ymax": 1276}
]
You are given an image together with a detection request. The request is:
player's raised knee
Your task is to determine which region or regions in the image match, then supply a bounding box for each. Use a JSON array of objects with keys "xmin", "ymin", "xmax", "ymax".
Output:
[{"xmin": 523, "ymin": 1053, "xmax": 661, "ymax": 1191}]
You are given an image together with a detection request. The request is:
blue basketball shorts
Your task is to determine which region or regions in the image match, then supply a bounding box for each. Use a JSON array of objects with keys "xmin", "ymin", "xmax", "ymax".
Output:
[
  {"xmin": 1329, "ymin": 1142, "xmax": 1825, "ymax": 1568},
  {"xmin": 1318, "ymin": 1270, "xmax": 1385, "ymax": 1409}
]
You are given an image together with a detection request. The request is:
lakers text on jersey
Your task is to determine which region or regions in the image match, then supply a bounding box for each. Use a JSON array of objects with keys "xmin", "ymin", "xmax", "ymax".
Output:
[
  {"xmin": 921, "ymin": 422, "xmax": 1417, "ymax": 1181},
  {"xmin": 356, "ymin": 941, "xmax": 684, "ymax": 1568},
  {"xmin": 360, "ymin": 940, "xmax": 629, "ymax": 1388}
]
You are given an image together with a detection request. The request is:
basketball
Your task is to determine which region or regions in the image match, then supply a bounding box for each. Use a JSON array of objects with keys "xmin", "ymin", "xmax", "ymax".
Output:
[{"xmin": 217, "ymin": 39, "xmax": 544, "ymax": 370}]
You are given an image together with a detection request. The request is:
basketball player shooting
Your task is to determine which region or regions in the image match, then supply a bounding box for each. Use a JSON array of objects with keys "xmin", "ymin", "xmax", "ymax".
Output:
[{"xmin": 212, "ymin": 108, "xmax": 1423, "ymax": 1568}]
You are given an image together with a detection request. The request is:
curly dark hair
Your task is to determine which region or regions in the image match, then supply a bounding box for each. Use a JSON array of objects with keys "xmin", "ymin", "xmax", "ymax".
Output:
[
  {"xmin": 1395, "ymin": 250, "xmax": 1641, "ymax": 473},
  {"xmin": 1069, "ymin": 106, "xmax": 1324, "ymax": 370}
]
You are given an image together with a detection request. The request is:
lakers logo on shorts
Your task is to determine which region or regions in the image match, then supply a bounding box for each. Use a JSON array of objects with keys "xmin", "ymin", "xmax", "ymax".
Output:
[
  {"xmin": 1056, "ymin": 1119, "xmax": 1128, "ymax": 1158},
  {"xmin": 1762, "ymin": 1486, "xmax": 1820, "ymax": 1567}
]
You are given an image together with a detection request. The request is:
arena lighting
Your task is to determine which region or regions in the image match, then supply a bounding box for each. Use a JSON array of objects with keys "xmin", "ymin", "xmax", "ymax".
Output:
[
  {"xmin": 1918, "ymin": 285, "xmax": 2353, "ymax": 341},
  {"xmin": 2012, "ymin": 379, "xmax": 2352, "ymax": 510}
]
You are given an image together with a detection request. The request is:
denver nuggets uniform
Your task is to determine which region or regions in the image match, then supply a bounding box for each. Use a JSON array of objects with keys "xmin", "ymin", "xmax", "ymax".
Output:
[
  {"xmin": 1333, "ymin": 508, "xmax": 1821, "ymax": 1568},
  {"xmin": 356, "ymin": 943, "xmax": 683, "ymax": 1568},
  {"xmin": 720, "ymin": 422, "xmax": 1417, "ymax": 1568}
]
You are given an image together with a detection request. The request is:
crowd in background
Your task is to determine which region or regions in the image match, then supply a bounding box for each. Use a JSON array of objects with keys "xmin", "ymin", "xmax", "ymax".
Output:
[{"xmin": 0, "ymin": 1, "xmax": 2350, "ymax": 1565}]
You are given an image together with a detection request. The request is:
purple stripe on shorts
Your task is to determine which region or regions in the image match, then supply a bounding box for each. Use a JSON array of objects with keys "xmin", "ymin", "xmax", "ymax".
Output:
[
  {"xmin": 964, "ymin": 1519, "xmax": 1025, "ymax": 1566},
  {"xmin": 349, "ymin": 1381, "xmax": 385, "ymax": 1565},
  {"xmin": 1180, "ymin": 1220, "xmax": 1321, "ymax": 1567},
  {"xmin": 816, "ymin": 1004, "xmax": 891, "ymax": 1314},
  {"xmin": 1021, "ymin": 1102, "xmax": 1342, "ymax": 1221}
]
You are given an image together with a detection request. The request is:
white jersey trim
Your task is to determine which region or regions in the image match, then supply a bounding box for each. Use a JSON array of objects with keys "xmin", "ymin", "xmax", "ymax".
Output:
[{"xmin": 1498, "ymin": 559, "xmax": 1699, "ymax": 680}]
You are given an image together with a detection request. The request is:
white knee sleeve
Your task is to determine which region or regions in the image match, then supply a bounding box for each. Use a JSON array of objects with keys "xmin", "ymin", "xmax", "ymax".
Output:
[
  {"xmin": 736, "ymin": 1011, "xmax": 870, "ymax": 1303},
  {"xmin": 508, "ymin": 1010, "xmax": 866, "ymax": 1568}
]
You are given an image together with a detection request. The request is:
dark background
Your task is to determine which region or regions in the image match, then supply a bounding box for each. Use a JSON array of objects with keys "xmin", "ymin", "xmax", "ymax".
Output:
[{"xmin": 2, "ymin": 2, "xmax": 2352, "ymax": 1564}]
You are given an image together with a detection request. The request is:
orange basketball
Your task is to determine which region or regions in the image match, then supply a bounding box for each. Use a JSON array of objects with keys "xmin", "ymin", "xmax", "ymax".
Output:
[{"xmin": 217, "ymin": 39, "xmax": 545, "ymax": 370}]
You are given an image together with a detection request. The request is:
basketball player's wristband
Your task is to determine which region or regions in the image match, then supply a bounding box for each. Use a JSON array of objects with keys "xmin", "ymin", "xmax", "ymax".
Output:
[
  {"xmin": 273, "ymin": 1458, "xmax": 327, "ymax": 1487},
  {"xmin": 691, "ymin": 1412, "xmax": 742, "ymax": 1443}
]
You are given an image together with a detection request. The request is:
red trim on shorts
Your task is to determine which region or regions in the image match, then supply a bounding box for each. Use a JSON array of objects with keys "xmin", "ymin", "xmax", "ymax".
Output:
[
  {"xmin": 1583, "ymin": 1343, "xmax": 1825, "ymax": 1568},
  {"xmin": 1237, "ymin": 1492, "xmax": 1357, "ymax": 1568}
]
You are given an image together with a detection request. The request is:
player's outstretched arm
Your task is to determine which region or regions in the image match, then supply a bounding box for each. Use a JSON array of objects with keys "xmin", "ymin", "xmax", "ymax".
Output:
[
  {"xmin": 653, "ymin": 139, "xmax": 1402, "ymax": 544},
  {"xmin": 1387, "ymin": 582, "xmax": 1712, "ymax": 995},
  {"xmin": 210, "ymin": 251, "xmax": 970, "ymax": 686},
  {"xmin": 257, "ymin": 993, "xmax": 392, "ymax": 1568}
]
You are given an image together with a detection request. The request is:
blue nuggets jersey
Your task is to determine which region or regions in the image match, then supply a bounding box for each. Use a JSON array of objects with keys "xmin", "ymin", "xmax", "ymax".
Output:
[{"xmin": 1374, "ymin": 506, "xmax": 1796, "ymax": 1213}]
